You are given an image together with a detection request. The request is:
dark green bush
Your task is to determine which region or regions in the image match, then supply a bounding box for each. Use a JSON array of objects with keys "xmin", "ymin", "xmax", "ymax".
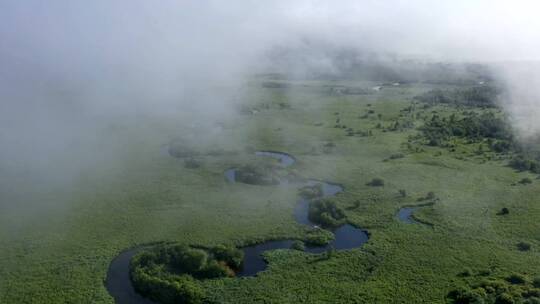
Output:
[
  {"xmin": 367, "ymin": 178, "xmax": 385, "ymax": 187},
  {"xmin": 305, "ymin": 229, "xmax": 334, "ymax": 246},
  {"xmin": 524, "ymin": 297, "xmax": 540, "ymax": 304},
  {"xmin": 519, "ymin": 177, "xmax": 533, "ymax": 185},
  {"xmin": 447, "ymin": 287, "xmax": 486, "ymax": 304},
  {"xmin": 517, "ymin": 242, "xmax": 531, "ymax": 252},
  {"xmin": 506, "ymin": 273, "xmax": 527, "ymax": 285},
  {"xmin": 509, "ymin": 156, "xmax": 540, "ymax": 173},
  {"xmin": 298, "ymin": 184, "xmax": 324, "ymax": 199},
  {"xmin": 459, "ymin": 268, "xmax": 473, "ymax": 277},
  {"xmin": 209, "ymin": 245, "xmax": 243, "ymax": 269},
  {"xmin": 235, "ymin": 165, "xmax": 278, "ymax": 185},
  {"xmin": 389, "ymin": 153, "xmax": 405, "ymax": 159},
  {"xmin": 496, "ymin": 292, "xmax": 516, "ymax": 304},
  {"xmin": 498, "ymin": 207, "xmax": 510, "ymax": 215},
  {"xmin": 131, "ymin": 262, "xmax": 205, "ymax": 304},
  {"xmin": 418, "ymin": 191, "xmax": 437, "ymax": 201},
  {"xmin": 291, "ymin": 241, "xmax": 305, "ymax": 251},
  {"xmin": 170, "ymin": 246, "xmax": 208, "ymax": 273}
]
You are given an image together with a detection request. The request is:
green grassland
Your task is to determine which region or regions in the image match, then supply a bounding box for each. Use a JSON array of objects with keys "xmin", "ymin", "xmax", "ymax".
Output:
[{"xmin": 1, "ymin": 80, "xmax": 540, "ymax": 303}]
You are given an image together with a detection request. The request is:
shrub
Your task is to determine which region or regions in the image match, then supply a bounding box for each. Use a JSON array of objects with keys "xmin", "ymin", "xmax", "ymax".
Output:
[
  {"xmin": 305, "ymin": 229, "xmax": 334, "ymax": 246},
  {"xmin": 498, "ymin": 207, "xmax": 510, "ymax": 215},
  {"xmin": 519, "ymin": 177, "xmax": 533, "ymax": 185},
  {"xmin": 426, "ymin": 192, "xmax": 436, "ymax": 200},
  {"xmin": 367, "ymin": 178, "xmax": 385, "ymax": 187},
  {"xmin": 171, "ymin": 247, "xmax": 208, "ymax": 273},
  {"xmin": 389, "ymin": 153, "xmax": 405, "ymax": 159},
  {"xmin": 478, "ymin": 269, "xmax": 492, "ymax": 276},
  {"xmin": 399, "ymin": 189, "xmax": 407, "ymax": 197},
  {"xmin": 447, "ymin": 287, "xmax": 486, "ymax": 304},
  {"xmin": 209, "ymin": 245, "xmax": 244, "ymax": 269},
  {"xmin": 517, "ymin": 242, "xmax": 531, "ymax": 252},
  {"xmin": 168, "ymin": 143, "xmax": 198, "ymax": 158},
  {"xmin": 131, "ymin": 269, "xmax": 205, "ymax": 304},
  {"xmin": 347, "ymin": 200, "xmax": 361, "ymax": 210},
  {"xmin": 509, "ymin": 156, "xmax": 540, "ymax": 173},
  {"xmin": 325, "ymin": 247, "xmax": 336, "ymax": 260},
  {"xmin": 235, "ymin": 165, "xmax": 278, "ymax": 185},
  {"xmin": 459, "ymin": 268, "xmax": 473, "ymax": 277},
  {"xmin": 506, "ymin": 273, "xmax": 527, "ymax": 284},
  {"xmin": 497, "ymin": 292, "xmax": 516, "ymax": 304},
  {"xmin": 184, "ymin": 158, "xmax": 201, "ymax": 169},
  {"xmin": 533, "ymin": 277, "xmax": 540, "ymax": 288},
  {"xmin": 525, "ymin": 297, "xmax": 540, "ymax": 304},
  {"xmin": 291, "ymin": 241, "xmax": 305, "ymax": 251},
  {"xmin": 324, "ymin": 142, "xmax": 336, "ymax": 148},
  {"xmin": 298, "ymin": 184, "xmax": 324, "ymax": 199}
]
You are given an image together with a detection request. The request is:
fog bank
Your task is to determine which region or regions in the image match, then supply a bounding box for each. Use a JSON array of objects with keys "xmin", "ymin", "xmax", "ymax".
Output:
[{"xmin": 1, "ymin": 0, "xmax": 540, "ymax": 190}]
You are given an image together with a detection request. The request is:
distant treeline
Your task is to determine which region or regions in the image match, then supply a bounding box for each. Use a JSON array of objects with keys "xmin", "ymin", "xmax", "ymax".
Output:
[
  {"xmin": 414, "ymin": 86, "xmax": 499, "ymax": 108},
  {"xmin": 259, "ymin": 46, "xmax": 492, "ymax": 84},
  {"xmin": 420, "ymin": 112, "xmax": 512, "ymax": 147},
  {"xmin": 415, "ymin": 87, "xmax": 540, "ymax": 174}
]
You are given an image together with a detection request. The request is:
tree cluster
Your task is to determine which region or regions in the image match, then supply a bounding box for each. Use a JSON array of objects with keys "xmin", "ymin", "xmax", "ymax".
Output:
[
  {"xmin": 308, "ymin": 199, "xmax": 346, "ymax": 228},
  {"xmin": 420, "ymin": 112, "xmax": 512, "ymax": 147},
  {"xmin": 235, "ymin": 164, "xmax": 279, "ymax": 185},
  {"xmin": 130, "ymin": 244, "xmax": 244, "ymax": 304},
  {"xmin": 447, "ymin": 274, "xmax": 540, "ymax": 304},
  {"xmin": 414, "ymin": 86, "xmax": 499, "ymax": 108}
]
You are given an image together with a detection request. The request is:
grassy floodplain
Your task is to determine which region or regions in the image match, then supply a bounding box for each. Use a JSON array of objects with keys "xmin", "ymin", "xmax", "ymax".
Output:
[{"xmin": 1, "ymin": 78, "xmax": 540, "ymax": 303}]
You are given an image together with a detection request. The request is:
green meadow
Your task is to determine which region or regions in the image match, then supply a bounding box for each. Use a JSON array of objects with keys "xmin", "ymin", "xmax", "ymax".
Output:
[{"xmin": 1, "ymin": 79, "xmax": 539, "ymax": 303}]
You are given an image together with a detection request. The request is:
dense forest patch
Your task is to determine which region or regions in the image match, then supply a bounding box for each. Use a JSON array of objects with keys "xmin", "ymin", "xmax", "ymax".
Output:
[
  {"xmin": 130, "ymin": 244, "xmax": 244, "ymax": 304},
  {"xmin": 447, "ymin": 273, "xmax": 540, "ymax": 304},
  {"xmin": 414, "ymin": 86, "xmax": 499, "ymax": 108}
]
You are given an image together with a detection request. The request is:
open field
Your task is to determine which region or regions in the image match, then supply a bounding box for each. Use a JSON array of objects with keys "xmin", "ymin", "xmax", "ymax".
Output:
[{"xmin": 1, "ymin": 80, "xmax": 540, "ymax": 303}]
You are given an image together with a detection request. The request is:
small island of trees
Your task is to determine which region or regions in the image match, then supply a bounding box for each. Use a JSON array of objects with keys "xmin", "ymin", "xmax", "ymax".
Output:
[{"xmin": 130, "ymin": 244, "xmax": 244, "ymax": 304}]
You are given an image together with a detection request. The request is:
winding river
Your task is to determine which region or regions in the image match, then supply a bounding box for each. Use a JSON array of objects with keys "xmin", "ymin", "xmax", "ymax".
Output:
[{"xmin": 105, "ymin": 151, "xmax": 369, "ymax": 303}]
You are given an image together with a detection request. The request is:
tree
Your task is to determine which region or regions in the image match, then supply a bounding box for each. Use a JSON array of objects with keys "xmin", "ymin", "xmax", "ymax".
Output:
[
  {"xmin": 325, "ymin": 246, "xmax": 335, "ymax": 260},
  {"xmin": 291, "ymin": 241, "xmax": 305, "ymax": 251},
  {"xmin": 209, "ymin": 245, "xmax": 243, "ymax": 269},
  {"xmin": 498, "ymin": 207, "xmax": 510, "ymax": 215},
  {"xmin": 173, "ymin": 248, "xmax": 208, "ymax": 273}
]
